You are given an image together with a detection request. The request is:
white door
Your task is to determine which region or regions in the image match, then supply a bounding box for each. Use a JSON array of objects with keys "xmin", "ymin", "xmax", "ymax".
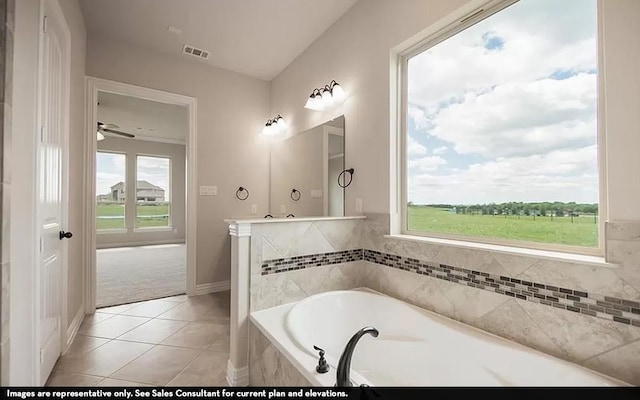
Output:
[{"xmin": 37, "ymin": 0, "xmax": 70, "ymax": 385}]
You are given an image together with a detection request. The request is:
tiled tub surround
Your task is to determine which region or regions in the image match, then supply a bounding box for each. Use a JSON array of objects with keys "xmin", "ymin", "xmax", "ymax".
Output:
[
  {"xmin": 248, "ymin": 322, "xmax": 310, "ymax": 386},
  {"xmin": 260, "ymin": 249, "xmax": 640, "ymax": 328},
  {"xmin": 230, "ymin": 216, "xmax": 640, "ymax": 385},
  {"xmin": 359, "ymin": 214, "xmax": 640, "ymax": 385}
]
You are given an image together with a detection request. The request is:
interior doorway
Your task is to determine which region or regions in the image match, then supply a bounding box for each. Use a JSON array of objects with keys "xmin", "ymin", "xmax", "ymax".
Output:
[{"xmin": 85, "ymin": 78, "xmax": 197, "ymax": 312}]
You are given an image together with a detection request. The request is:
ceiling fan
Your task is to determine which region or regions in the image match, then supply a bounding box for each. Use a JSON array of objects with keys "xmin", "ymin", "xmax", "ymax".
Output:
[{"xmin": 97, "ymin": 121, "xmax": 135, "ymax": 141}]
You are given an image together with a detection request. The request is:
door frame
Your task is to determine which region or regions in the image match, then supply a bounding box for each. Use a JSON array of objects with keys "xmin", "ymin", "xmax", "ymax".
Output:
[{"xmin": 84, "ymin": 77, "xmax": 198, "ymax": 313}]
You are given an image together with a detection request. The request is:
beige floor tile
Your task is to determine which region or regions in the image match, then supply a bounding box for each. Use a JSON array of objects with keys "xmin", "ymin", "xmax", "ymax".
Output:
[
  {"xmin": 98, "ymin": 303, "xmax": 139, "ymax": 315},
  {"xmin": 161, "ymin": 322, "xmax": 227, "ymax": 349},
  {"xmin": 79, "ymin": 315, "xmax": 151, "ymax": 339},
  {"xmin": 157, "ymin": 301, "xmax": 229, "ymax": 323},
  {"xmin": 56, "ymin": 340, "xmax": 153, "ymax": 377},
  {"xmin": 98, "ymin": 378, "xmax": 152, "ymax": 387},
  {"xmin": 110, "ymin": 345, "xmax": 201, "ymax": 386},
  {"xmin": 120, "ymin": 300, "xmax": 180, "ymax": 318},
  {"xmin": 81, "ymin": 312, "xmax": 115, "ymax": 327},
  {"xmin": 117, "ymin": 319, "xmax": 188, "ymax": 344},
  {"xmin": 208, "ymin": 334, "xmax": 230, "ymax": 353},
  {"xmin": 46, "ymin": 371, "xmax": 104, "ymax": 387},
  {"xmin": 166, "ymin": 349, "xmax": 229, "ymax": 386},
  {"xmin": 64, "ymin": 335, "xmax": 110, "ymax": 355}
]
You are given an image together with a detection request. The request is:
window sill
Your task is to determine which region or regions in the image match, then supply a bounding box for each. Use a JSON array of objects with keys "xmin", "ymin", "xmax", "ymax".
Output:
[
  {"xmin": 385, "ymin": 234, "xmax": 617, "ymax": 268},
  {"xmin": 133, "ymin": 227, "xmax": 173, "ymax": 233},
  {"xmin": 97, "ymin": 229, "xmax": 127, "ymax": 235}
]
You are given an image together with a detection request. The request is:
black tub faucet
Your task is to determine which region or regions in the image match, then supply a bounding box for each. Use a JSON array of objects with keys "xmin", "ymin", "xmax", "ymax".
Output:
[{"xmin": 336, "ymin": 326, "xmax": 379, "ymax": 387}]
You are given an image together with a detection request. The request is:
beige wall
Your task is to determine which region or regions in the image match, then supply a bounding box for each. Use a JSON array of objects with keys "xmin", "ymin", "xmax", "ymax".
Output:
[
  {"xmin": 96, "ymin": 137, "xmax": 186, "ymax": 248},
  {"xmin": 86, "ymin": 35, "xmax": 270, "ymax": 285}
]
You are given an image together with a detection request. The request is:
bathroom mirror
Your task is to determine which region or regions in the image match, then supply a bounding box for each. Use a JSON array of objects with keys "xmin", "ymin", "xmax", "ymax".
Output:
[{"xmin": 269, "ymin": 116, "xmax": 345, "ymax": 217}]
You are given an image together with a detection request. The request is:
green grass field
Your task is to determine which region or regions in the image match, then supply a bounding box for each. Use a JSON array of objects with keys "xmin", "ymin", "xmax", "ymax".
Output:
[
  {"xmin": 407, "ymin": 206, "xmax": 598, "ymax": 247},
  {"xmin": 96, "ymin": 203, "xmax": 170, "ymax": 230}
]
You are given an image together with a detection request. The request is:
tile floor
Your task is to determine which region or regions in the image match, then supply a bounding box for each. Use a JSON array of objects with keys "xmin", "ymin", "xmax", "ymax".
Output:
[{"xmin": 46, "ymin": 292, "xmax": 231, "ymax": 387}]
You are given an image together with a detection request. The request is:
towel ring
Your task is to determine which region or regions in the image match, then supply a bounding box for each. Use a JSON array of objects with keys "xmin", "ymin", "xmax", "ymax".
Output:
[
  {"xmin": 290, "ymin": 188, "xmax": 301, "ymax": 201},
  {"xmin": 236, "ymin": 186, "xmax": 249, "ymax": 200},
  {"xmin": 264, "ymin": 214, "xmax": 273, "ymax": 218},
  {"xmin": 286, "ymin": 214, "xmax": 295, "ymax": 218},
  {"xmin": 338, "ymin": 168, "xmax": 355, "ymax": 188}
]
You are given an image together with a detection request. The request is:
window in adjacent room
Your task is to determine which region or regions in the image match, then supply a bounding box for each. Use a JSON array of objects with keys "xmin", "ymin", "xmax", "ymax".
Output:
[
  {"xmin": 96, "ymin": 151, "xmax": 127, "ymax": 230},
  {"xmin": 135, "ymin": 155, "xmax": 172, "ymax": 228},
  {"xmin": 402, "ymin": 0, "xmax": 599, "ymax": 251}
]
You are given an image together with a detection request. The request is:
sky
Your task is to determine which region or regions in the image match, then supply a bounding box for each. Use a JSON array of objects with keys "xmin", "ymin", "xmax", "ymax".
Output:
[
  {"xmin": 96, "ymin": 152, "xmax": 171, "ymax": 201},
  {"xmin": 406, "ymin": 0, "xmax": 598, "ymax": 206}
]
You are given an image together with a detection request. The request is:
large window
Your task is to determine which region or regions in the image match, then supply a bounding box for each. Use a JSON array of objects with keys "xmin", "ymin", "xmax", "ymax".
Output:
[
  {"xmin": 403, "ymin": 0, "xmax": 599, "ymax": 250},
  {"xmin": 96, "ymin": 151, "xmax": 126, "ymax": 230},
  {"xmin": 135, "ymin": 155, "xmax": 171, "ymax": 228}
]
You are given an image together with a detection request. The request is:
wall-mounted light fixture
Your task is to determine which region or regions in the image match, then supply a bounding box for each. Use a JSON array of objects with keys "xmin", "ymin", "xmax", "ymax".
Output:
[
  {"xmin": 304, "ymin": 80, "xmax": 346, "ymax": 111},
  {"xmin": 262, "ymin": 114, "xmax": 287, "ymax": 136}
]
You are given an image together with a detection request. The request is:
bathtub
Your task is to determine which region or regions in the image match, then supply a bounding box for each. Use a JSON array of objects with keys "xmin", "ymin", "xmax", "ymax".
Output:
[{"xmin": 250, "ymin": 289, "xmax": 626, "ymax": 386}]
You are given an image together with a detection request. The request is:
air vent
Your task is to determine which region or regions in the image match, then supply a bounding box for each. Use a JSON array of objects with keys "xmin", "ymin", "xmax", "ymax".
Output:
[{"xmin": 183, "ymin": 44, "xmax": 210, "ymax": 60}]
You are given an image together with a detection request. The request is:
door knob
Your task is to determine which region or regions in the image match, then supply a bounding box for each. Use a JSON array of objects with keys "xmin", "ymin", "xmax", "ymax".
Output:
[{"xmin": 59, "ymin": 231, "xmax": 73, "ymax": 240}]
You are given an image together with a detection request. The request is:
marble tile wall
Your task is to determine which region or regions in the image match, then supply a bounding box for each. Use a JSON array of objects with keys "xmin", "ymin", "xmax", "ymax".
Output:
[
  {"xmin": 249, "ymin": 219, "xmax": 364, "ymax": 311},
  {"xmin": 248, "ymin": 322, "xmax": 310, "ymax": 386},
  {"xmin": 0, "ymin": 0, "xmax": 13, "ymax": 386},
  {"xmin": 361, "ymin": 213, "xmax": 640, "ymax": 385}
]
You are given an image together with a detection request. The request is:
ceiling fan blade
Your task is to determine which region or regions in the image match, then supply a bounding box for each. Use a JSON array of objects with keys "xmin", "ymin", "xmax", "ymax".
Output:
[
  {"xmin": 97, "ymin": 121, "xmax": 120, "ymax": 129},
  {"xmin": 102, "ymin": 128, "xmax": 135, "ymax": 138}
]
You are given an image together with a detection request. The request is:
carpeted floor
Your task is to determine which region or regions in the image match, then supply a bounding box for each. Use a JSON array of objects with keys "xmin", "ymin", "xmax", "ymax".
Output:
[{"xmin": 97, "ymin": 244, "xmax": 186, "ymax": 308}]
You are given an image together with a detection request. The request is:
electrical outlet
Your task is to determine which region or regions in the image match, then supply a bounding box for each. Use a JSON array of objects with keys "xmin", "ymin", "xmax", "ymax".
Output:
[
  {"xmin": 199, "ymin": 186, "xmax": 217, "ymax": 196},
  {"xmin": 355, "ymin": 198, "xmax": 363, "ymax": 213},
  {"xmin": 280, "ymin": 204, "xmax": 286, "ymax": 213},
  {"xmin": 251, "ymin": 204, "xmax": 257, "ymax": 214}
]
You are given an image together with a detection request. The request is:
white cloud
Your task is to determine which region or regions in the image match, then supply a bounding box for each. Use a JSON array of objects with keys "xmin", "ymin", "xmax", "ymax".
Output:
[
  {"xmin": 432, "ymin": 146, "xmax": 448, "ymax": 155},
  {"xmin": 408, "ymin": 156, "xmax": 447, "ymax": 172},
  {"xmin": 407, "ymin": 0, "xmax": 596, "ymax": 112},
  {"xmin": 408, "ymin": 145, "xmax": 598, "ymax": 204},
  {"xmin": 430, "ymin": 73, "xmax": 596, "ymax": 158},
  {"xmin": 407, "ymin": 136, "xmax": 428, "ymax": 156}
]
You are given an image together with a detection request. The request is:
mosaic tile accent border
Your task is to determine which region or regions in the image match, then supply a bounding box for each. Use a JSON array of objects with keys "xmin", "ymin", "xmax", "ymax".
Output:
[
  {"xmin": 261, "ymin": 249, "xmax": 363, "ymax": 275},
  {"xmin": 261, "ymin": 248, "xmax": 640, "ymax": 328},
  {"xmin": 362, "ymin": 249, "xmax": 639, "ymax": 327}
]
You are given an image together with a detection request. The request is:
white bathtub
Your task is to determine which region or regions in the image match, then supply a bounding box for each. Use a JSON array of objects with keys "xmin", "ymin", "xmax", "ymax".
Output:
[{"xmin": 250, "ymin": 289, "xmax": 626, "ymax": 386}]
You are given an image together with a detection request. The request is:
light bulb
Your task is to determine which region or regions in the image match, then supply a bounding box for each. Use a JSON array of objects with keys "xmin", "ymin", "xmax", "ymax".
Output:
[
  {"xmin": 97, "ymin": 131, "xmax": 105, "ymax": 141},
  {"xmin": 321, "ymin": 87, "xmax": 334, "ymax": 108},
  {"xmin": 304, "ymin": 94, "xmax": 315, "ymax": 110},
  {"xmin": 331, "ymin": 83, "xmax": 346, "ymax": 103},
  {"xmin": 262, "ymin": 121, "xmax": 273, "ymax": 136}
]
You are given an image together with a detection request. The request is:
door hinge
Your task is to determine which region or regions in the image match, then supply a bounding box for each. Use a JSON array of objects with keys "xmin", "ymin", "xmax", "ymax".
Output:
[{"xmin": 42, "ymin": 16, "xmax": 47, "ymax": 33}]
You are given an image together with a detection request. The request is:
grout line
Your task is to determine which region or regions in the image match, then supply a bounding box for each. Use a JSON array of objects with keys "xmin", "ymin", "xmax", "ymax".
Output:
[{"xmin": 580, "ymin": 337, "xmax": 640, "ymax": 364}]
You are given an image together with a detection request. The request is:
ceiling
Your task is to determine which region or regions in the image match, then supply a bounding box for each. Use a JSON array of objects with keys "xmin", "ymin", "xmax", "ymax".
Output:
[
  {"xmin": 98, "ymin": 92, "xmax": 188, "ymax": 143},
  {"xmin": 79, "ymin": 0, "xmax": 359, "ymax": 80}
]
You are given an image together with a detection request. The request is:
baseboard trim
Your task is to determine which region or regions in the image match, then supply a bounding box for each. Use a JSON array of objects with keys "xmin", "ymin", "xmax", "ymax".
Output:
[
  {"xmin": 226, "ymin": 359, "xmax": 249, "ymax": 386},
  {"xmin": 193, "ymin": 280, "xmax": 231, "ymax": 296},
  {"xmin": 64, "ymin": 306, "xmax": 85, "ymax": 353}
]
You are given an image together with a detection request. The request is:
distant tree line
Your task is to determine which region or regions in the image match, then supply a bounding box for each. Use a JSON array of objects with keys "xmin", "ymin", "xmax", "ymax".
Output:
[{"xmin": 408, "ymin": 201, "xmax": 598, "ymax": 217}]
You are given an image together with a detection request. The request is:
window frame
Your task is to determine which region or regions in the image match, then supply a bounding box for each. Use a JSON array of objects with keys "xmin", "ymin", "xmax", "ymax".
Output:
[
  {"xmin": 397, "ymin": 0, "xmax": 606, "ymax": 256},
  {"xmin": 133, "ymin": 153, "xmax": 173, "ymax": 231},
  {"xmin": 95, "ymin": 150, "xmax": 128, "ymax": 233}
]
